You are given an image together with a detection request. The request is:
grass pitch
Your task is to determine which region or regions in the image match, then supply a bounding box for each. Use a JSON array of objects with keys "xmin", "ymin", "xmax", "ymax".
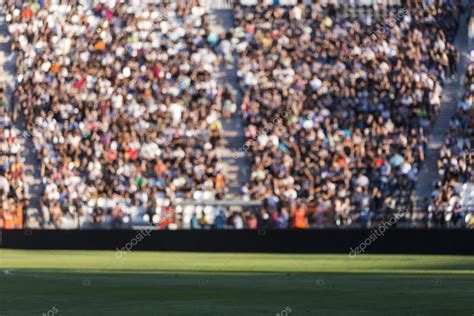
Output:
[{"xmin": 0, "ymin": 250, "xmax": 473, "ymax": 315}]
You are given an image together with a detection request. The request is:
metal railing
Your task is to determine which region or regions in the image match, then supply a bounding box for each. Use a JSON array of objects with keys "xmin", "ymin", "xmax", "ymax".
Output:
[{"xmin": 171, "ymin": 199, "xmax": 262, "ymax": 207}]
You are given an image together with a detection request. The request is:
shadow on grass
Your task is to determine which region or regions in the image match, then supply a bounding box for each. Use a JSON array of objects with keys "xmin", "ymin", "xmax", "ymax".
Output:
[{"xmin": 1, "ymin": 269, "xmax": 473, "ymax": 316}]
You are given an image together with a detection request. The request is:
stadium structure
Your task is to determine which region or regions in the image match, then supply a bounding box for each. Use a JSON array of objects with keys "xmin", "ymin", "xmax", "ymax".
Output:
[
  {"xmin": 0, "ymin": 1, "xmax": 473, "ymax": 316},
  {"xmin": 0, "ymin": 0, "xmax": 473, "ymax": 231}
]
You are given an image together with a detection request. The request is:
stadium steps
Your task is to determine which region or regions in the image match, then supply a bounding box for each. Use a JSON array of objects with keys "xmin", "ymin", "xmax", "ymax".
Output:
[
  {"xmin": 0, "ymin": 6, "xmax": 43, "ymax": 228},
  {"xmin": 415, "ymin": 12, "xmax": 471, "ymax": 208},
  {"xmin": 208, "ymin": 4, "xmax": 251, "ymax": 200}
]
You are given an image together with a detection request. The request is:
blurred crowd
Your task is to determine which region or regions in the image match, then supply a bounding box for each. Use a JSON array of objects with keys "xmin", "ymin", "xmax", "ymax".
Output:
[
  {"xmin": 234, "ymin": 2, "xmax": 459, "ymax": 228},
  {"xmin": 5, "ymin": 0, "xmax": 233, "ymax": 228},
  {"xmin": 0, "ymin": 83, "xmax": 25, "ymax": 229},
  {"xmin": 428, "ymin": 51, "xmax": 474, "ymax": 228},
  {"xmin": 1, "ymin": 0, "xmax": 472, "ymax": 230}
]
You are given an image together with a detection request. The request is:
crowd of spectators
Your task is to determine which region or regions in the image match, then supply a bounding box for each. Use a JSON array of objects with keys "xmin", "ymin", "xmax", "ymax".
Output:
[
  {"xmin": 5, "ymin": 0, "xmax": 232, "ymax": 228},
  {"xmin": 233, "ymin": 2, "xmax": 460, "ymax": 228},
  {"xmin": 428, "ymin": 50, "xmax": 474, "ymax": 228},
  {"xmin": 0, "ymin": 83, "xmax": 25, "ymax": 229},
  {"xmin": 2, "ymin": 0, "xmax": 471, "ymax": 230}
]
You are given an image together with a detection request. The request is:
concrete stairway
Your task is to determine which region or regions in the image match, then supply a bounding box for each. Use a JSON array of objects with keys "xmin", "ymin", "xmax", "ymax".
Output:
[
  {"xmin": 208, "ymin": 4, "xmax": 251, "ymax": 199},
  {"xmin": 0, "ymin": 6, "xmax": 43, "ymax": 228},
  {"xmin": 415, "ymin": 13, "xmax": 471, "ymax": 206}
]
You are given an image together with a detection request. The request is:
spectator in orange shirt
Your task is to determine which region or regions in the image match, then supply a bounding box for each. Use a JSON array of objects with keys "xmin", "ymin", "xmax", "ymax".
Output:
[
  {"xmin": 292, "ymin": 202, "xmax": 308, "ymax": 229},
  {"xmin": 21, "ymin": 6, "xmax": 33, "ymax": 20},
  {"xmin": 2, "ymin": 209, "xmax": 14, "ymax": 229}
]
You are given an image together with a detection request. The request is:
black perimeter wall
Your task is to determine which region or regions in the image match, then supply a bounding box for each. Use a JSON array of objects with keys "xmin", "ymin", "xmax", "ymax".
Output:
[{"xmin": 1, "ymin": 229, "xmax": 473, "ymax": 254}]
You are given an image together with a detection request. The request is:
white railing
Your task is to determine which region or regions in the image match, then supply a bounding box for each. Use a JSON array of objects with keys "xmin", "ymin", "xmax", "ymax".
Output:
[
  {"xmin": 204, "ymin": 0, "xmax": 233, "ymax": 10},
  {"xmin": 461, "ymin": 183, "xmax": 474, "ymax": 212},
  {"xmin": 235, "ymin": 0, "xmax": 409, "ymax": 6},
  {"xmin": 469, "ymin": 14, "xmax": 474, "ymax": 40}
]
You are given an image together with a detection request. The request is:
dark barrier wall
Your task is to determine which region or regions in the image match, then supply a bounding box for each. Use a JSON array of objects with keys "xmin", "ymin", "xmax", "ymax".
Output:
[{"xmin": 2, "ymin": 229, "xmax": 474, "ymax": 254}]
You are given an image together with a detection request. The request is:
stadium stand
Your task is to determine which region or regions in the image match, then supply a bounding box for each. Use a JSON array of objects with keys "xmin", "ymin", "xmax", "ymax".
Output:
[
  {"xmin": 3, "ymin": 0, "xmax": 233, "ymax": 228},
  {"xmin": 0, "ymin": 0, "xmax": 472, "ymax": 230},
  {"xmin": 428, "ymin": 53, "xmax": 474, "ymax": 228},
  {"xmin": 0, "ymin": 82, "xmax": 25, "ymax": 229},
  {"xmin": 233, "ymin": 2, "xmax": 460, "ymax": 228}
]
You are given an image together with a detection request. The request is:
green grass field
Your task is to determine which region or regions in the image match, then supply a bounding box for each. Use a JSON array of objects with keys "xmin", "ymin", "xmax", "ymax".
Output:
[{"xmin": 0, "ymin": 250, "xmax": 473, "ymax": 315}]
